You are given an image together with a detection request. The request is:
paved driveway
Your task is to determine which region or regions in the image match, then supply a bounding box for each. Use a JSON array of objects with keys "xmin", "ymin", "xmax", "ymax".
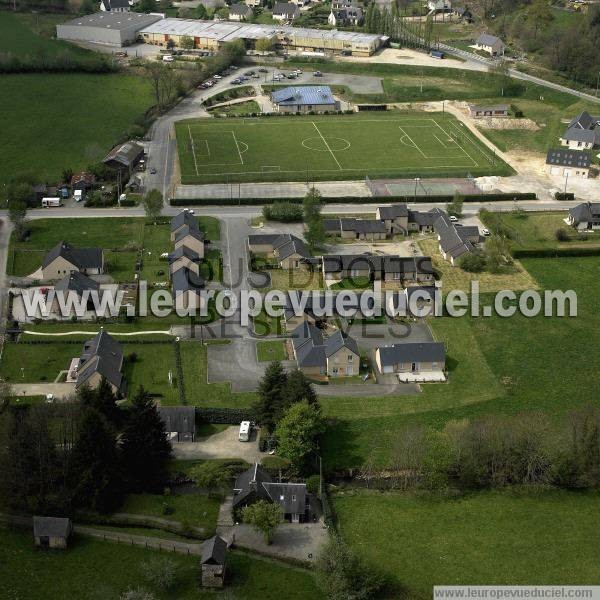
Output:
[
  {"xmin": 171, "ymin": 425, "xmax": 266, "ymax": 461},
  {"xmin": 208, "ymin": 339, "xmax": 266, "ymax": 392}
]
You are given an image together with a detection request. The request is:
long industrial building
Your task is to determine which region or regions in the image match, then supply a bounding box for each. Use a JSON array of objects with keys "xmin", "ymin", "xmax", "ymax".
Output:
[
  {"xmin": 56, "ymin": 12, "xmax": 162, "ymax": 46},
  {"xmin": 56, "ymin": 13, "xmax": 387, "ymax": 56},
  {"xmin": 138, "ymin": 18, "xmax": 387, "ymax": 56}
]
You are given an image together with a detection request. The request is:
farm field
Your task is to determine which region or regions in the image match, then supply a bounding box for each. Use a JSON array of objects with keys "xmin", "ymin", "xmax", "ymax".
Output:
[
  {"xmin": 1, "ymin": 527, "xmax": 321, "ymax": 600},
  {"xmin": 176, "ymin": 112, "xmax": 511, "ymax": 184},
  {"xmin": 334, "ymin": 488, "xmax": 600, "ymax": 598},
  {"xmin": 0, "ymin": 73, "xmax": 154, "ymax": 185}
]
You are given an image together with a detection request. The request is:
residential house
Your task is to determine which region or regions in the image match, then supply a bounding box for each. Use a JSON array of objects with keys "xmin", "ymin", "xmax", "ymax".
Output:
[
  {"xmin": 405, "ymin": 284, "xmax": 437, "ymax": 316},
  {"xmin": 102, "ymin": 141, "xmax": 144, "ymax": 173},
  {"xmin": 245, "ymin": 0, "xmax": 263, "ymax": 7},
  {"xmin": 328, "ymin": 5, "xmax": 363, "ymax": 26},
  {"xmin": 433, "ymin": 211, "xmax": 480, "ymax": 265},
  {"xmin": 201, "ymin": 535, "xmax": 227, "ymax": 587},
  {"xmin": 375, "ymin": 342, "xmax": 446, "ymax": 381},
  {"xmin": 168, "ymin": 245, "xmax": 202, "ymax": 277},
  {"xmin": 70, "ymin": 171, "xmax": 96, "ymax": 191},
  {"xmin": 290, "ymin": 0, "xmax": 311, "ymax": 7},
  {"xmin": 453, "ymin": 6, "xmax": 473, "ymax": 21},
  {"xmin": 174, "ymin": 225, "xmax": 205, "ymax": 258},
  {"xmin": 172, "ymin": 267, "xmax": 205, "ymax": 312},
  {"xmin": 272, "ymin": 2, "xmax": 300, "ymax": 20},
  {"xmin": 376, "ymin": 204, "xmax": 437, "ymax": 235},
  {"xmin": 559, "ymin": 111, "xmax": 600, "ymax": 150},
  {"xmin": 271, "ymin": 86, "xmax": 338, "ymax": 114},
  {"xmin": 469, "ymin": 104, "xmax": 509, "ymax": 118},
  {"xmin": 158, "ymin": 406, "xmax": 196, "ymax": 443},
  {"xmin": 321, "ymin": 254, "xmax": 435, "ymax": 285},
  {"xmin": 427, "ymin": 0, "xmax": 451, "ymax": 11},
  {"xmin": 170, "ymin": 210, "xmax": 199, "ymax": 241},
  {"xmin": 566, "ymin": 202, "xmax": 600, "ymax": 231},
  {"xmin": 75, "ymin": 331, "xmax": 126, "ymax": 395},
  {"xmin": 233, "ymin": 463, "xmax": 309, "ymax": 523},
  {"xmin": 546, "ymin": 148, "xmax": 591, "ymax": 179},
  {"xmin": 100, "ymin": 0, "xmax": 131, "ymax": 11},
  {"xmin": 283, "ymin": 291, "xmax": 320, "ymax": 331},
  {"xmin": 248, "ymin": 234, "xmax": 311, "ymax": 269},
  {"xmin": 229, "ymin": 3, "xmax": 253, "ymax": 20},
  {"xmin": 291, "ymin": 321, "xmax": 360, "ymax": 377},
  {"xmin": 51, "ymin": 271, "xmax": 101, "ymax": 314},
  {"xmin": 323, "ymin": 218, "xmax": 387, "ymax": 240},
  {"xmin": 41, "ymin": 241, "xmax": 104, "ymax": 280},
  {"xmin": 33, "ymin": 517, "xmax": 72, "ymax": 549},
  {"xmin": 474, "ymin": 33, "xmax": 505, "ymax": 56}
]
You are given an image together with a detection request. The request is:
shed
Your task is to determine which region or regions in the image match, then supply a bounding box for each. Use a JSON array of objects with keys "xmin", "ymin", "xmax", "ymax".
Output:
[
  {"xmin": 33, "ymin": 516, "xmax": 72, "ymax": 549},
  {"xmin": 201, "ymin": 535, "xmax": 228, "ymax": 587}
]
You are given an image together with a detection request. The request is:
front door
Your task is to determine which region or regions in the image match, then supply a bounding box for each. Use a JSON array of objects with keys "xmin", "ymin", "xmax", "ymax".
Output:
[
  {"xmin": 411, "ymin": 362, "xmax": 417, "ymax": 372},
  {"xmin": 292, "ymin": 514, "xmax": 300, "ymax": 523}
]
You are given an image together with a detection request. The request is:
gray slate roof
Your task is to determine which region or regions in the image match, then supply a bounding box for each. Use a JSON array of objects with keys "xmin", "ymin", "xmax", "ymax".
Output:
[
  {"xmin": 230, "ymin": 2, "xmax": 253, "ymax": 15},
  {"xmin": 158, "ymin": 406, "xmax": 196, "ymax": 434},
  {"xmin": 263, "ymin": 482, "xmax": 306, "ymax": 515},
  {"xmin": 273, "ymin": 2, "xmax": 300, "ymax": 17},
  {"xmin": 324, "ymin": 218, "xmax": 387, "ymax": 234},
  {"xmin": 249, "ymin": 233, "xmax": 310, "ymax": 260},
  {"xmin": 291, "ymin": 321, "xmax": 326, "ymax": 368},
  {"xmin": 76, "ymin": 331, "xmax": 124, "ymax": 391},
  {"xmin": 201, "ymin": 535, "xmax": 228, "ymax": 565},
  {"xmin": 175, "ymin": 225, "xmax": 205, "ymax": 244},
  {"xmin": 325, "ymin": 330, "xmax": 359, "ymax": 357},
  {"xmin": 568, "ymin": 202, "xmax": 600, "ymax": 224},
  {"xmin": 476, "ymin": 33, "xmax": 504, "ymax": 47},
  {"xmin": 378, "ymin": 342, "xmax": 445, "ymax": 367},
  {"xmin": 322, "ymin": 254, "xmax": 434, "ymax": 276},
  {"xmin": 561, "ymin": 112, "xmax": 600, "ymax": 146},
  {"xmin": 171, "ymin": 211, "xmax": 198, "ymax": 233},
  {"xmin": 172, "ymin": 267, "xmax": 205, "ymax": 293},
  {"xmin": 103, "ymin": 141, "xmax": 143, "ymax": 168},
  {"xmin": 546, "ymin": 148, "xmax": 591, "ymax": 169},
  {"xmin": 54, "ymin": 271, "xmax": 100, "ymax": 297},
  {"xmin": 377, "ymin": 204, "xmax": 409, "ymax": 219},
  {"xmin": 33, "ymin": 516, "xmax": 71, "ymax": 538},
  {"xmin": 168, "ymin": 245, "xmax": 201, "ymax": 263},
  {"xmin": 42, "ymin": 241, "xmax": 103, "ymax": 271},
  {"xmin": 433, "ymin": 212, "xmax": 476, "ymax": 259}
]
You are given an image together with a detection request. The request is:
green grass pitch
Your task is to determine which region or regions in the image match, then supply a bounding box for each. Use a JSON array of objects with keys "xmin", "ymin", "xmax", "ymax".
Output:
[{"xmin": 176, "ymin": 112, "xmax": 512, "ymax": 184}]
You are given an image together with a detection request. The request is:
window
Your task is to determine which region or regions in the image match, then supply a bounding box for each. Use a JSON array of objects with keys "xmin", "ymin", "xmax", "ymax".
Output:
[
  {"xmin": 347, "ymin": 355, "xmax": 354, "ymax": 363},
  {"xmin": 393, "ymin": 272, "xmax": 401, "ymax": 280},
  {"xmin": 292, "ymin": 495, "xmax": 297, "ymax": 501}
]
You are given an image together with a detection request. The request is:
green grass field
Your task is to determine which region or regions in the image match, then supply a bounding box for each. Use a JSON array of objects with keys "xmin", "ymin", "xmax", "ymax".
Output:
[
  {"xmin": 0, "ymin": 73, "xmax": 154, "ymax": 184},
  {"xmin": 176, "ymin": 112, "xmax": 511, "ymax": 184},
  {"xmin": 1, "ymin": 527, "xmax": 321, "ymax": 600},
  {"xmin": 334, "ymin": 488, "xmax": 600, "ymax": 598},
  {"xmin": 256, "ymin": 340, "xmax": 287, "ymax": 362}
]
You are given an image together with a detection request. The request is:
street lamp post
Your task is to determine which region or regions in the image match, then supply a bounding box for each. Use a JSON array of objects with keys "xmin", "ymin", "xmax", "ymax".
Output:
[{"xmin": 414, "ymin": 177, "xmax": 420, "ymax": 202}]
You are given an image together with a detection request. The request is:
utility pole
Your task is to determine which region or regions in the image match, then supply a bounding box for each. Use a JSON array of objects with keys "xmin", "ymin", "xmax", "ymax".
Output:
[{"xmin": 564, "ymin": 171, "xmax": 569, "ymax": 196}]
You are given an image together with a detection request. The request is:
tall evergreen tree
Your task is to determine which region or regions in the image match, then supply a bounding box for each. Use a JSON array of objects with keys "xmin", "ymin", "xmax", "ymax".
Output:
[
  {"xmin": 284, "ymin": 370, "xmax": 317, "ymax": 410},
  {"xmin": 78, "ymin": 378, "xmax": 121, "ymax": 427},
  {"xmin": 120, "ymin": 387, "xmax": 172, "ymax": 492},
  {"xmin": 254, "ymin": 361, "xmax": 288, "ymax": 432},
  {"xmin": 70, "ymin": 408, "xmax": 123, "ymax": 513}
]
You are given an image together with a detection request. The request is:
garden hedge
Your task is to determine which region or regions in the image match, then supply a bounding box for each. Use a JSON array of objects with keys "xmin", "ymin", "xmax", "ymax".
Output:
[
  {"xmin": 195, "ymin": 407, "xmax": 255, "ymax": 423},
  {"xmin": 171, "ymin": 192, "xmax": 537, "ymax": 207},
  {"xmin": 512, "ymin": 247, "xmax": 600, "ymax": 258}
]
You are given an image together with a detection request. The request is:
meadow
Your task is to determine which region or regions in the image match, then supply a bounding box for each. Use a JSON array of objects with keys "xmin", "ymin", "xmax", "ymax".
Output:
[
  {"xmin": 1, "ymin": 527, "xmax": 321, "ymax": 600},
  {"xmin": 176, "ymin": 112, "xmax": 512, "ymax": 184},
  {"xmin": 334, "ymin": 488, "xmax": 600, "ymax": 598}
]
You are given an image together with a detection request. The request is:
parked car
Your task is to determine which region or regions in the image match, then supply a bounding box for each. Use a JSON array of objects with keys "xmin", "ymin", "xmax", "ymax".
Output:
[
  {"xmin": 258, "ymin": 67, "xmax": 268, "ymax": 73},
  {"xmin": 286, "ymin": 73, "xmax": 297, "ymax": 79},
  {"xmin": 450, "ymin": 215, "xmax": 458, "ymax": 222},
  {"xmin": 313, "ymin": 70, "xmax": 323, "ymax": 77},
  {"xmin": 294, "ymin": 69, "xmax": 303, "ymax": 74},
  {"xmin": 230, "ymin": 65, "xmax": 238, "ymax": 70},
  {"xmin": 482, "ymin": 228, "xmax": 491, "ymax": 236},
  {"xmin": 162, "ymin": 55, "xmax": 174, "ymax": 62},
  {"xmin": 213, "ymin": 74, "xmax": 222, "ymax": 79},
  {"xmin": 149, "ymin": 167, "xmax": 157, "ymax": 175},
  {"xmin": 232, "ymin": 78, "xmax": 242, "ymax": 84},
  {"xmin": 246, "ymin": 70, "xmax": 255, "ymax": 75}
]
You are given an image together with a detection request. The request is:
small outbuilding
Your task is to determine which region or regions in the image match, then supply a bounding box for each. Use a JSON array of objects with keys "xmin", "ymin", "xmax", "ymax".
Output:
[
  {"xmin": 469, "ymin": 104, "xmax": 509, "ymax": 118},
  {"xmin": 33, "ymin": 516, "xmax": 72, "ymax": 549},
  {"xmin": 201, "ymin": 535, "xmax": 228, "ymax": 587}
]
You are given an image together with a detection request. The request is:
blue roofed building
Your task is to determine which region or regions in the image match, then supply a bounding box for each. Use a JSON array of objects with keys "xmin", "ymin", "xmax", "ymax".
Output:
[{"xmin": 270, "ymin": 86, "xmax": 338, "ymax": 114}]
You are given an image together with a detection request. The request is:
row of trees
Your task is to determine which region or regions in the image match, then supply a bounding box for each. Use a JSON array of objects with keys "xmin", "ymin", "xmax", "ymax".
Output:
[
  {"xmin": 0, "ymin": 383, "xmax": 172, "ymax": 515},
  {"xmin": 360, "ymin": 407, "xmax": 600, "ymax": 492},
  {"xmin": 303, "ymin": 188, "xmax": 326, "ymax": 250}
]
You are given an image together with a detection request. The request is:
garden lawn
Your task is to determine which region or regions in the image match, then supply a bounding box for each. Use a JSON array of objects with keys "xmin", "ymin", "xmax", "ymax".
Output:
[
  {"xmin": 208, "ymin": 100, "xmax": 262, "ymax": 116},
  {"xmin": 120, "ymin": 492, "xmax": 221, "ymax": 535},
  {"xmin": 0, "ymin": 73, "xmax": 154, "ymax": 185},
  {"xmin": 1, "ymin": 527, "xmax": 321, "ymax": 600},
  {"xmin": 480, "ymin": 210, "xmax": 600, "ymax": 251},
  {"xmin": 334, "ymin": 488, "xmax": 600, "ymax": 599},
  {"xmin": 179, "ymin": 341, "xmax": 257, "ymax": 407},
  {"xmin": 418, "ymin": 237, "xmax": 538, "ymax": 292},
  {"xmin": 256, "ymin": 340, "xmax": 287, "ymax": 362},
  {"xmin": 0, "ymin": 342, "xmax": 79, "ymax": 383}
]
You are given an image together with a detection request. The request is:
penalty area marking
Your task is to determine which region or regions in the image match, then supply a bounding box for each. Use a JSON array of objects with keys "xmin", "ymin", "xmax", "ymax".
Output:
[
  {"xmin": 231, "ymin": 130, "xmax": 245, "ymax": 165},
  {"xmin": 398, "ymin": 125, "xmax": 427, "ymax": 159}
]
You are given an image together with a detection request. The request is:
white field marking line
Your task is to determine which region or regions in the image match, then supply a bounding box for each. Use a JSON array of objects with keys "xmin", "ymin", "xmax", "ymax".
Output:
[
  {"xmin": 433, "ymin": 132, "xmax": 454, "ymax": 149},
  {"xmin": 398, "ymin": 125, "xmax": 427, "ymax": 159},
  {"xmin": 231, "ymin": 130, "xmax": 245, "ymax": 165},
  {"xmin": 447, "ymin": 120, "xmax": 497, "ymax": 165},
  {"xmin": 431, "ymin": 119, "xmax": 478, "ymax": 167},
  {"xmin": 311, "ymin": 121, "xmax": 342, "ymax": 170},
  {"xmin": 188, "ymin": 125, "xmax": 199, "ymax": 176}
]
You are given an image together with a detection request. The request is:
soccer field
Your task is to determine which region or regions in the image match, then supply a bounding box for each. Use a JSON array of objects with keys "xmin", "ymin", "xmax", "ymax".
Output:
[{"xmin": 175, "ymin": 113, "xmax": 512, "ymax": 184}]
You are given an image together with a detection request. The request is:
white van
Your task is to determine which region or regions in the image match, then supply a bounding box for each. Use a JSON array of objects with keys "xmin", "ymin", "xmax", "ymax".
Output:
[
  {"xmin": 41, "ymin": 197, "xmax": 62, "ymax": 208},
  {"xmin": 239, "ymin": 421, "xmax": 251, "ymax": 442},
  {"xmin": 162, "ymin": 55, "xmax": 174, "ymax": 63},
  {"xmin": 74, "ymin": 190, "xmax": 83, "ymax": 202}
]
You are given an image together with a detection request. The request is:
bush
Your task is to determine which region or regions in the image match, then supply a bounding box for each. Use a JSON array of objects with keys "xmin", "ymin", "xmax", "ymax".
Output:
[
  {"xmin": 554, "ymin": 192, "xmax": 575, "ymax": 201},
  {"xmin": 555, "ymin": 228, "xmax": 570, "ymax": 242},
  {"xmin": 458, "ymin": 252, "xmax": 486, "ymax": 272},
  {"xmin": 161, "ymin": 502, "xmax": 174, "ymax": 516},
  {"xmin": 306, "ymin": 474, "xmax": 321, "ymax": 495},
  {"xmin": 260, "ymin": 455, "xmax": 292, "ymax": 473},
  {"xmin": 263, "ymin": 202, "xmax": 303, "ymax": 222},
  {"xmin": 127, "ymin": 352, "xmax": 138, "ymax": 363},
  {"xmin": 140, "ymin": 557, "xmax": 177, "ymax": 591}
]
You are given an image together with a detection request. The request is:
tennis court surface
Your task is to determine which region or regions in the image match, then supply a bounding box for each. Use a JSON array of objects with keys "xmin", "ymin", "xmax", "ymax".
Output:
[{"xmin": 176, "ymin": 113, "xmax": 511, "ymax": 184}]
